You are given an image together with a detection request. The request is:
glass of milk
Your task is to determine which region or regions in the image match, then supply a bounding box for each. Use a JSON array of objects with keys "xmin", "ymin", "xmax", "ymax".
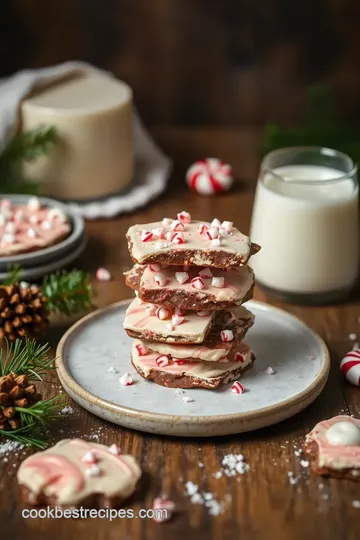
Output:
[{"xmin": 250, "ymin": 147, "xmax": 359, "ymax": 304}]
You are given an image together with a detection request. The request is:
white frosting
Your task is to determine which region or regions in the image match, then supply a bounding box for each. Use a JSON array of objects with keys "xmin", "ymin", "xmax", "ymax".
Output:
[
  {"xmin": 17, "ymin": 439, "xmax": 141, "ymax": 505},
  {"xmin": 132, "ymin": 339, "xmax": 253, "ymax": 382},
  {"xmin": 124, "ymin": 297, "xmax": 216, "ymax": 343},
  {"xmin": 127, "ymin": 220, "xmax": 253, "ymax": 266},
  {"xmin": 140, "ymin": 265, "xmax": 254, "ymax": 305},
  {"xmin": 325, "ymin": 421, "xmax": 360, "ymax": 446}
]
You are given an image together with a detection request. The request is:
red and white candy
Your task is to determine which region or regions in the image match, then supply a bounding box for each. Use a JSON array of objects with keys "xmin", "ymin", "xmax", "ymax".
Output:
[
  {"xmin": 221, "ymin": 329, "xmax": 234, "ymax": 342},
  {"xmin": 152, "ymin": 228, "xmax": 165, "ymax": 239},
  {"xmin": 162, "ymin": 217, "xmax": 173, "ymax": 227},
  {"xmin": 235, "ymin": 352, "xmax": 244, "ymax": 363},
  {"xmin": 223, "ymin": 311, "xmax": 236, "ymax": 324},
  {"xmin": 171, "ymin": 220, "xmax": 185, "ymax": 232},
  {"xmin": 145, "ymin": 304, "xmax": 157, "ymax": 316},
  {"xmin": 199, "ymin": 268, "xmax": 212, "ymax": 279},
  {"xmin": 81, "ymin": 450, "xmax": 98, "ymax": 464},
  {"xmin": 175, "ymin": 271, "xmax": 189, "ymax": 284},
  {"xmin": 177, "ymin": 211, "xmax": 191, "ymax": 224},
  {"xmin": 205, "ymin": 227, "xmax": 219, "ymax": 240},
  {"xmin": 173, "ymin": 358, "xmax": 185, "ymax": 365},
  {"xmin": 231, "ymin": 381, "xmax": 245, "ymax": 394},
  {"xmin": 154, "ymin": 273, "xmax": 166, "ymax": 286},
  {"xmin": 149, "ymin": 264, "xmax": 161, "ymax": 272},
  {"xmin": 211, "ymin": 238, "xmax": 221, "ymax": 247},
  {"xmin": 156, "ymin": 307, "xmax": 170, "ymax": 320},
  {"xmin": 186, "ymin": 158, "xmax": 233, "ymax": 196},
  {"xmin": 141, "ymin": 229, "xmax": 153, "ymax": 242},
  {"xmin": 191, "ymin": 277, "xmax": 205, "ymax": 290},
  {"xmin": 221, "ymin": 221, "xmax": 233, "ymax": 233},
  {"xmin": 135, "ymin": 343, "xmax": 149, "ymax": 356},
  {"xmin": 119, "ymin": 372, "xmax": 133, "ymax": 386},
  {"xmin": 172, "ymin": 314, "xmax": 184, "ymax": 326},
  {"xmin": 171, "ymin": 232, "xmax": 185, "ymax": 245},
  {"xmin": 153, "ymin": 497, "xmax": 175, "ymax": 523},
  {"xmin": 108, "ymin": 444, "xmax": 121, "ymax": 455},
  {"xmin": 211, "ymin": 218, "xmax": 222, "ymax": 228},
  {"xmin": 198, "ymin": 223, "xmax": 209, "ymax": 235},
  {"xmin": 156, "ymin": 355, "xmax": 169, "ymax": 368},
  {"xmin": 96, "ymin": 267, "xmax": 111, "ymax": 281},
  {"xmin": 340, "ymin": 349, "xmax": 360, "ymax": 386}
]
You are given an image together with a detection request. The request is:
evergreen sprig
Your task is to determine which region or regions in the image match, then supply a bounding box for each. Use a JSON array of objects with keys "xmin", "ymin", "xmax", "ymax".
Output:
[
  {"xmin": 42, "ymin": 269, "xmax": 95, "ymax": 316},
  {"xmin": 0, "ymin": 125, "xmax": 58, "ymax": 194},
  {"xmin": 0, "ymin": 338, "xmax": 53, "ymax": 380},
  {"xmin": 0, "ymin": 423, "xmax": 48, "ymax": 449},
  {"xmin": 16, "ymin": 395, "xmax": 65, "ymax": 427}
]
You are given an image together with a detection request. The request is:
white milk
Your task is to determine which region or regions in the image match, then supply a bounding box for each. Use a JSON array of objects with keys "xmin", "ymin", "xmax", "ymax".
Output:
[{"xmin": 250, "ymin": 165, "xmax": 359, "ymax": 294}]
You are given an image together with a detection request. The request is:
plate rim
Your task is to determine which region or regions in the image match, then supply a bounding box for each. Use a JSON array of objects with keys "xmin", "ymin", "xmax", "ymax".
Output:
[{"xmin": 56, "ymin": 299, "xmax": 330, "ymax": 427}]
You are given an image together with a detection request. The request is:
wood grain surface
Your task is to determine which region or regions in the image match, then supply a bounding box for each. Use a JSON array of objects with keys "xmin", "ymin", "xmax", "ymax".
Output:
[{"xmin": 1, "ymin": 129, "xmax": 360, "ymax": 539}]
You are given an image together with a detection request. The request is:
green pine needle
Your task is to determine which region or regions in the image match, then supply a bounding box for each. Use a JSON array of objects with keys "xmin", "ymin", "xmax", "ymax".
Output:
[
  {"xmin": 0, "ymin": 424, "xmax": 48, "ymax": 449},
  {"xmin": 0, "ymin": 338, "xmax": 53, "ymax": 381},
  {"xmin": 42, "ymin": 269, "xmax": 95, "ymax": 316},
  {"xmin": 3, "ymin": 264, "xmax": 22, "ymax": 286},
  {"xmin": 16, "ymin": 395, "xmax": 66, "ymax": 427},
  {"xmin": 0, "ymin": 125, "xmax": 58, "ymax": 195}
]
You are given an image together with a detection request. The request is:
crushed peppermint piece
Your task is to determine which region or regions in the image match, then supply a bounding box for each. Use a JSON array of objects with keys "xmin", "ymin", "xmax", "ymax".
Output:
[
  {"xmin": 27, "ymin": 228, "xmax": 37, "ymax": 238},
  {"xmin": 349, "ymin": 333, "xmax": 357, "ymax": 340},
  {"xmin": 211, "ymin": 238, "xmax": 221, "ymax": 247},
  {"xmin": 107, "ymin": 366, "xmax": 118, "ymax": 373},
  {"xmin": 96, "ymin": 267, "xmax": 111, "ymax": 281},
  {"xmin": 175, "ymin": 271, "xmax": 189, "ymax": 284},
  {"xmin": 183, "ymin": 396, "xmax": 195, "ymax": 403},
  {"xmin": 199, "ymin": 268, "xmax": 212, "ymax": 279},
  {"xmin": 212, "ymin": 276, "xmax": 224, "ymax": 288},
  {"xmin": 108, "ymin": 444, "xmax": 121, "ymax": 455},
  {"xmin": 265, "ymin": 366, "xmax": 276, "ymax": 375},
  {"xmin": 191, "ymin": 276, "xmax": 205, "ymax": 290},
  {"xmin": 154, "ymin": 273, "xmax": 166, "ymax": 286},
  {"xmin": 81, "ymin": 450, "xmax": 98, "ymax": 464},
  {"xmin": 211, "ymin": 218, "xmax": 222, "ymax": 228},
  {"xmin": 27, "ymin": 196, "xmax": 41, "ymax": 211},
  {"xmin": 171, "ymin": 232, "xmax": 185, "ymax": 244},
  {"xmin": 177, "ymin": 211, "xmax": 191, "ymax": 223},
  {"xmin": 141, "ymin": 229, "xmax": 153, "ymax": 242},
  {"xmin": 155, "ymin": 307, "xmax": 170, "ymax": 320},
  {"xmin": 300, "ymin": 460, "xmax": 310, "ymax": 468},
  {"xmin": 119, "ymin": 372, "xmax": 133, "ymax": 386},
  {"xmin": 60, "ymin": 406, "xmax": 74, "ymax": 414},
  {"xmin": 85, "ymin": 464, "xmax": 101, "ymax": 477}
]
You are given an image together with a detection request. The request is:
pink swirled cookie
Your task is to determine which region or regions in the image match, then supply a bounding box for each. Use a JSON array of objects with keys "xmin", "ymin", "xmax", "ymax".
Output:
[
  {"xmin": 126, "ymin": 213, "xmax": 260, "ymax": 268},
  {"xmin": 131, "ymin": 339, "xmax": 255, "ymax": 389},
  {"xmin": 124, "ymin": 297, "xmax": 254, "ymax": 350},
  {"xmin": 304, "ymin": 416, "xmax": 360, "ymax": 480},
  {"xmin": 17, "ymin": 438, "xmax": 141, "ymax": 507},
  {"xmin": 126, "ymin": 264, "xmax": 254, "ymax": 311},
  {"xmin": 0, "ymin": 197, "xmax": 71, "ymax": 257}
]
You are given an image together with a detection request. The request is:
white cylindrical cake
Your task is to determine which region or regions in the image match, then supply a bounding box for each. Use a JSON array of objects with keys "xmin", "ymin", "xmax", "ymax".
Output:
[{"xmin": 21, "ymin": 72, "xmax": 133, "ymax": 200}]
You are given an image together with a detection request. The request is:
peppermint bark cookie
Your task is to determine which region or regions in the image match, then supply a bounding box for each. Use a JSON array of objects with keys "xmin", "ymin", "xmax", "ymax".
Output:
[
  {"xmin": 17, "ymin": 439, "xmax": 141, "ymax": 507},
  {"xmin": 131, "ymin": 339, "xmax": 255, "ymax": 389},
  {"xmin": 0, "ymin": 197, "xmax": 71, "ymax": 256},
  {"xmin": 126, "ymin": 218, "xmax": 259, "ymax": 268},
  {"xmin": 304, "ymin": 416, "xmax": 360, "ymax": 480},
  {"xmin": 127, "ymin": 264, "xmax": 254, "ymax": 311},
  {"xmin": 124, "ymin": 297, "xmax": 253, "ymax": 349}
]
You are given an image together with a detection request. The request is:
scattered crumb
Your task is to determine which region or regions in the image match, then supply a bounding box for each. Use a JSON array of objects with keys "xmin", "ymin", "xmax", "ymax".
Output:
[
  {"xmin": 96, "ymin": 267, "xmax": 111, "ymax": 281},
  {"xmin": 213, "ymin": 471, "xmax": 223, "ymax": 479},
  {"xmin": 352, "ymin": 500, "xmax": 360, "ymax": 509},
  {"xmin": 107, "ymin": 366, "xmax": 118, "ymax": 374},
  {"xmin": 60, "ymin": 406, "xmax": 74, "ymax": 415},
  {"xmin": 184, "ymin": 481, "xmax": 198, "ymax": 497},
  {"xmin": 294, "ymin": 449, "xmax": 302, "ymax": 457},
  {"xmin": 300, "ymin": 460, "xmax": 310, "ymax": 468},
  {"xmin": 183, "ymin": 396, "xmax": 194, "ymax": 403},
  {"xmin": 184, "ymin": 481, "xmax": 224, "ymax": 516},
  {"xmin": 198, "ymin": 462, "xmax": 204, "ymax": 468},
  {"xmin": 349, "ymin": 333, "xmax": 357, "ymax": 340},
  {"xmin": 265, "ymin": 366, "xmax": 276, "ymax": 375}
]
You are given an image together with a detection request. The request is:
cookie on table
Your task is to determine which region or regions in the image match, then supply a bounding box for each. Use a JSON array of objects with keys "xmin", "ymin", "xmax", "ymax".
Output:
[
  {"xmin": 124, "ymin": 297, "xmax": 253, "ymax": 349},
  {"xmin": 126, "ymin": 264, "xmax": 254, "ymax": 311},
  {"xmin": 17, "ymin": 439, "xmax": 141, "ymax": 507},
  {"xmin": 126, "ymin": 217, "xmax": 259, "ymax": 268},
  {"xmin": 304, "ymin": 415, "xmax": 360, "ymax": 480},
  {"xmin": 131, "ymin": 339, "xmax": 255, "ymax": 389},
  {"xmin": 0, "ymin": 197, "xmax": 71, "ymax": 257}
]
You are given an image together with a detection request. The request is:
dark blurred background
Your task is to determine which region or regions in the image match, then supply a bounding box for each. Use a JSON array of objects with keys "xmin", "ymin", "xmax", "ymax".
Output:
[{"xmin": 2, "ymin": 0, "xmax": 360, "ymax": 178}]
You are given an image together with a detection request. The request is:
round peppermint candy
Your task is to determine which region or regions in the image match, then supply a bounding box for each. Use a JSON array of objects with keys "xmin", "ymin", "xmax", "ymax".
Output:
[
  {"xmin": 186, "ymin": 158, "xmax": 233, "ymax": 195},
  {"xmin": 340, "ymin": 349, "xmax": 360, "ymax": 386}
]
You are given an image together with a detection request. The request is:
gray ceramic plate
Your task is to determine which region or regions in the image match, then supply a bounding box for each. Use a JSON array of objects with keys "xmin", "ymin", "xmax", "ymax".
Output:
[
  {"xmin": 0, "ymin": 194, "xmax": 84, "ymax": 270},
  {"xmin": 56, "ymin": 300, "xmax": 330, "ymax": 437},
  {"xmin": 0, "ymin": 235, "xmax": 87, "ymax": 281}
]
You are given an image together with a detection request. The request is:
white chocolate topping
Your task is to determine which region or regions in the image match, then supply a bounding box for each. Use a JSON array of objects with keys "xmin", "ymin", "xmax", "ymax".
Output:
[
  {"xmin": 127, "ymin": 220, "xmax": 253, "ymax": 265},
  {"xmin": 141, "ymin": 265, "xmax": 254, "ymax": 304},
  {"xmin": 17, "ymin": 439, "xmax": 141, "ymax": 505},
  {"xmin": 325, "ymin": 421, "xmax": 360, "ymax": 446},
  {"xmin": 124, "ymin": 297, "xmax": 216, "ymax": 343},
  {"xmin": 132, "ymin": 340, "xmax": 253, "ymax": 381}
]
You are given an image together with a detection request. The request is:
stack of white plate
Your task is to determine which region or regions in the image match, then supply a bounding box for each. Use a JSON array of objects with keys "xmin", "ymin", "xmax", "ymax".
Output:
[{"xmin": 0, "ymin": 195, "xmax": 86, "ymax": 281}]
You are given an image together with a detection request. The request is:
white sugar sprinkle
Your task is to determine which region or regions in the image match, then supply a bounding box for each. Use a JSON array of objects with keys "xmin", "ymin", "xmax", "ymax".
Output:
[
  {"xmin": 0, "ymin": 440, "xmax": 24, "ymax": 456},
  {"xmin": 300, "ymin": 460, "xmax": 310, "ymax": 468},
  {"xmin": 60, "ymin": 406, "xmax": 74, "ymax": 415},
  {"xmin": 265, "ymin": 366, "xmax": 276, "ymax": 375},
  {"xmin": 184, "ymin": 481, "xmax": 198, "ymax": 496},
  {"xmin": 352, "ymin": 500, "xmax": 360, "ymax": 508},
  {"xmin": 174, "ymin": 389, "xmax": 184, "ymax": 395},
  {"xmin": 107, "ymin": 366, "xmax": 118, "ymax": 374},
  {"xmin": 183, "ymin": 396, "xmax": 194, "ymax": 403}
]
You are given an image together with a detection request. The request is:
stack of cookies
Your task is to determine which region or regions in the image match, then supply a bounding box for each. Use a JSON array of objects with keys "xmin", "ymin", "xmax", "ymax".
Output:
[{"xmin": 124, "ymin": 212, "xmax": 260, "ymax": 390}]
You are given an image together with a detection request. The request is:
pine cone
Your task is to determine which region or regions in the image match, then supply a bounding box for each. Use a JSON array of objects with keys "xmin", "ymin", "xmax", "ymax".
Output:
[
  {"xmin": 0, "ymin": 372, "xmax": 42, "ymax": 430},
  {"xmin": 0, "ymin": 283, "xmax": 49, "ymax": 342}
]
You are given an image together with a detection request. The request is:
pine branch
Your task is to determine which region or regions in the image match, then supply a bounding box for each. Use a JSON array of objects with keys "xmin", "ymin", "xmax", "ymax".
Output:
[
  {"xmin": 0, "ymin": 339, "xmax": 54, "ymax": 380},
  {"xmin": 3, "ymin": 265, "xmax": 22, "ymax": 286},
  {"xmin": 42, "ymin": 269, "xmax": 95, "ymax": 316},
  {"xmin": 16, "ymin": 395, "xmax": 65, "ymax": 427},
  {"xmin": 0, "ymin": 125, "xmax": 58, "ymax": 195},
  {"xmin": 0, "ymin": 424, "xmax": 48, "ymax": 449}
]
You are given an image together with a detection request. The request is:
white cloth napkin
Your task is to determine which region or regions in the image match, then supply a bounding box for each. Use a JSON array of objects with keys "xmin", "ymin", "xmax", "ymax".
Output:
[{"xmin": 0, "ymin": 61, "xmax": 172, "ymax": 219}]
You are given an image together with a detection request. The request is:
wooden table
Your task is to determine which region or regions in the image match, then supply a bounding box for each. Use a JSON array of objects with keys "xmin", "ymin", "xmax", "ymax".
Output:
[{"xmin": 2, "ymin": 149, "xmax": 360, "ymax": 540}]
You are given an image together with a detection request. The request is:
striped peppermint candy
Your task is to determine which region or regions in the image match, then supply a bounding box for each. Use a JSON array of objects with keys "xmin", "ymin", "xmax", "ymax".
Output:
[
  {"xmin": 141, "ymin": 229, "xmax": 153, "ymax": 242},
  {"xmin": 221, "ymin": 329, "xmax": 234, "ymax": 342},
  {"xmin": 171, "ymin": 232, "xmax": 185, "ymax": 245},
  {"xmin": 135, "ymin": 343, "xmax": 149, "ymax": 356},
  {"xmin": 156, "ymin": 355, "xmax": 169, "ymax": 368},
  {"xmin": 234, "ymin": 352, "xmax": 245, "ymax": 363},
  {"xmin": 177, "ymin": 211, "xmax": 191, "ymax": 224},
  {"xmin": 205, "ymin": 227, "xmax": 219, "ymax": 240},
  {"xmin": 171, "ymin": 220, "xmax": 185, "ymax": 231},
  {"xmin": 149, "ymin": 264, "xmax": 161, "ymax": 272},
  {"xmin": 223, "ymin": 311, "xmax": 237, "ymax": 324},
  {"xmin": 154, "ymin": 273, "xmax": 166, "ymax": 286},
  {"xmin": 199, "ymin": 268, "xmax": 212, "ymax": 279},
  {"xmin": 175, "ymin": 271, "xmax": 189, "ymax": 284},
  {"xmin": 145, "ymin": 304, "xmax": 157, "ymax": 316},
  {"xmin": 197, "ymin": 223, "xmax": 209, "ymax": 235},
  {"xmin": 156, "ymin": 307, "xmax": 171, "ymax": 320},
  {"xmin": 340, "ymin": 349, "xmax": 360, "ymax": 386},
  {"xmin": 173, "ymin": 358, "xmax": 185, "ymax": 365},
  {"xmin": 191, "ymin": 277, "xmax": 205, "ymax": 290},
  {"xmin": 186, "ymin": 158, "xmax": 233, "ymax": 195},
  {"xmin": 231, "ymin": 381, "xmax": 245, "ymax": 394}
]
